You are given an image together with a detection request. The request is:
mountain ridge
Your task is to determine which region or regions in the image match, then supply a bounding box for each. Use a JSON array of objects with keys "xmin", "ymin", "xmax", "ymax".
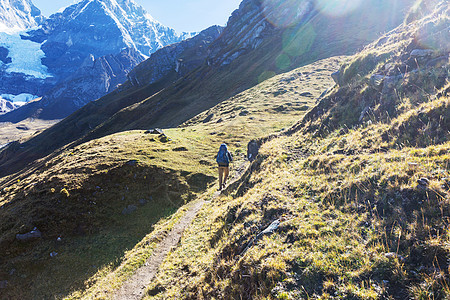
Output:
[
  {"xmin": 0, "ymin": 0, "xmax": 194, "ymax": 120},
  {"xmin": 0, "ymin": 0, "xmax": 44, "ymax": 33},
  {"xmin": 0, "ymin": 0, "xmax": 414, "ymax": 177}
]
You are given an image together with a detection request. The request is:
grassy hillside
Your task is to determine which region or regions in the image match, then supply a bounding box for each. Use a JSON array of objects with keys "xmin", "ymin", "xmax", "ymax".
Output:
[
  {"xmin": 120, "ymin": 5, "xmax": 448, "ymax": 299},
  {"xmin": 0, "ymin": 2, "xmax": 446, "ymax": 299},
  {"xmin": 0, "ymin": 56, "xmax": 343, "ymax": 299}
]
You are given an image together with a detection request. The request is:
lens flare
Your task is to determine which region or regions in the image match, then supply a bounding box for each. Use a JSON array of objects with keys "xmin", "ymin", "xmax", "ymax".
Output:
[
  {"xmin": 258, "ymin": 71, "xmax": 276, "ymax": 83},
  {"xmin": 315, "ymin": 0, "xmax": 363, "ymax": 17},
  {"xmin": 282, "ymin": 23, "xmax": 316, "ymax": 57},
  {"xmin": 276, "ymin": 53, "xmax": 292, "ymax": 70},
  {"xmin": 262, "ymin": 0, "xmax": 313, "ymax": 28}
]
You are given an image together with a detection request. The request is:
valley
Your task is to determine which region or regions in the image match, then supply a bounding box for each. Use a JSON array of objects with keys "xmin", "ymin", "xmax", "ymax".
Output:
[{"xmin": 0, "ymin": 118, "xmax": 59, "ymax": 145}]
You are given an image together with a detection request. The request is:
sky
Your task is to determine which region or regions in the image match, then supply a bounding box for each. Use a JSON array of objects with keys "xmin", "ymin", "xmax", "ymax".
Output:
[{"xmin": 31, "ymin": 0, "xmax": 242, "ymax": 33}]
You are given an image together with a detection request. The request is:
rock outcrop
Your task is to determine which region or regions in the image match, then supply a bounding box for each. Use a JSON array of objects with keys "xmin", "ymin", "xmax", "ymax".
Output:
[{"xmin": 127, "ymin": 25, "xmax": 223, "ymax": 88}]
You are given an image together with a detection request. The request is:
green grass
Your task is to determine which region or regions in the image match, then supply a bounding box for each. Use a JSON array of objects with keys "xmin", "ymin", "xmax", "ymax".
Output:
[
  {"xmin": 0, "ymin": 56, "xmax": 343, "ymax": 299},
  {"xmin": 135, "ymin": 7, "xmax": 450, "ymax": 299}
]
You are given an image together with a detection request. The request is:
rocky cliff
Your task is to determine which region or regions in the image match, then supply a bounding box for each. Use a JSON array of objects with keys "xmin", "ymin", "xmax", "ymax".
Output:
[{"xmin": 126, "ymin": 25, "xmax": 223, "ymax": 88}]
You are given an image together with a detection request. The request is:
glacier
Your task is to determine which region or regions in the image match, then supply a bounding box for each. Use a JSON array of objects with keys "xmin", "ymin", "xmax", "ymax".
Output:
[{"xmin": 0, "ymin": 31, "xmax": 51, "ymax": 79}]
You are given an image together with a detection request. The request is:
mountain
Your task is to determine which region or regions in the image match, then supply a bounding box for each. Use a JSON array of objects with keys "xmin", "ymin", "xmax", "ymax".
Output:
[
  {"xmin": 0, "ymin": 47, "xmax": 145, "ymax": 121},
  {"xmin": 0, "ymin": 0, "xmax": 44, "ymax": 33},
  {"xmin": 22, "ymin": 0, "xmax": 194, "ymax": 79},
  {"xmin": 0, "ymin": 26, "xmax": 222, "ymax": 122},
  {"xmin": 0, "ymin": 0, "xmax": 414, "ymax": 177},
  {"xmin": 0, "ymin": 0, "xmax": 194, "ymax": 119},
  {"xmin": 0, "ymin": 97, "xmax": 19, "ymax": 114}
]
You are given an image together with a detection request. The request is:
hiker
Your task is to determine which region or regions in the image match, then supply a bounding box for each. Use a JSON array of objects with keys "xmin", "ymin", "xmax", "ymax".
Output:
[{"xmin": 216, "ymin": 143, "xmax": 233, "ymax": 190}]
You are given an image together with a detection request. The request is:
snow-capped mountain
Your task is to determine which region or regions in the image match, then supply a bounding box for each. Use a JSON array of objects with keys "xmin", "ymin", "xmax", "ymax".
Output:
[
  {"xmin": 0, "ymin": 97, "xmax": 19, "ymax": 114},
  {"xmin": 23, "ymin": 0, "xmax": 194, "ymax": 78},
  {"xmin": 0, "ymin": 0, "xmax": 44, "ymax": 33},
  {"xmin": 0, "ymin": 0, "xmax": 195, "ymax": 118}
]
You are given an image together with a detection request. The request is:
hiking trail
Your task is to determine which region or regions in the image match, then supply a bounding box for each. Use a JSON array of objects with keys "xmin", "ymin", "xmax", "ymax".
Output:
[{"xmin": 112, "ymin": 161, "xmax": 249, "ymax": 300}]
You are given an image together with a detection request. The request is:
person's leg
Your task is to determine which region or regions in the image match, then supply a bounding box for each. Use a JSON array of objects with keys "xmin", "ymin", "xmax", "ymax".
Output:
[
  {"xmin": 223, "ymin": 166, "xmax": 230, "ymax": 187},
  {"xmin": 218, "ymin": 167, "xmax": 224, "ymax": 190}
]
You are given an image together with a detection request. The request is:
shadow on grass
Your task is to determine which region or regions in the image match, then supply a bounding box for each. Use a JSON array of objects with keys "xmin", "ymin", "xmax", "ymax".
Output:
[{"xmin": 0, "ymin": 163, "xmax": 210, "ymax": 299}]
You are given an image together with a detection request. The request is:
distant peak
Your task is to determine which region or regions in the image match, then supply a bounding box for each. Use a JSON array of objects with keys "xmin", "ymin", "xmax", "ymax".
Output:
[{"xmin": 0, "ymin": 0, "xmax": 44, "ymax": 33}]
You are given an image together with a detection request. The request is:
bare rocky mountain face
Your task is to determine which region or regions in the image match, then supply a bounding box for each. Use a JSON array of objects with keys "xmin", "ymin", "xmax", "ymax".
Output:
[
  {"xmin": 1, "ymin": 47, "xmax": 145, "ymax": 121},
  {"xmin": 0, "ymin": 0, "xmax": 194, "ymax": 121}
]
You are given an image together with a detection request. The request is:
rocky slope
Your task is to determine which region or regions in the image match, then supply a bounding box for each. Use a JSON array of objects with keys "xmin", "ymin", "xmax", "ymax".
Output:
[
  {"xmin": 0, "ymin": 97, "xmax": 18, "ymax": 114},
  {"xmin": 0, "ymin": 0, "xmax": 414, "ymax": 177},
  {"xmin": 1, "ymin": 47, "xmax": 145, "ymax": 121},
  {"xmin": 126, "ymin": 25, "xmax": 223, "ymax": 88}
]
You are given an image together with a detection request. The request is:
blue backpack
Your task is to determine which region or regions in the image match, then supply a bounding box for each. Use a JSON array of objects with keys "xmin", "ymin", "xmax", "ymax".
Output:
[{"xmin": 216, "ymin": 144, "xmax": 229, "ymax": 164}]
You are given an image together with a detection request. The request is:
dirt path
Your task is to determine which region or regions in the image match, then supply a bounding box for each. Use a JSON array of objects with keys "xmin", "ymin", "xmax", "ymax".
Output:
[
  {"xmin": 112, "ymin": 200, "xmax": 205, "ymax": 300},
  {"xmin": 112, "ymin": 161, "xmax": 249, "ymax": 300}
]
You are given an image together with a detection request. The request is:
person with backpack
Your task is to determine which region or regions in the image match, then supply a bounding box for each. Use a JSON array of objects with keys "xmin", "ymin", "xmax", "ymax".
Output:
[{"xmin": 216, "ymin": 143, "xmax": 233, "ymax": 190}]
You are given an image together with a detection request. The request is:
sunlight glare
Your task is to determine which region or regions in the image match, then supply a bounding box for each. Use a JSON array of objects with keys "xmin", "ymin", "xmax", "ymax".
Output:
[{"xmin": 315, "ymin": 0, "xmax": 363, "ymax": 17}]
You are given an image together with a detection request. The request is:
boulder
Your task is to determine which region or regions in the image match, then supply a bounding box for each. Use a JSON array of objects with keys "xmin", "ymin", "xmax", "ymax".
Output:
[
  {"xmin": 300, "ymin": 92, "xmax": 314, "ymax": 97},
  {"xmin": 159, "ymin": 134, "xmax": 170, "ymax": 143},
  {"xmin": 202, "ymin": 114, "xmax": 214, "ymax": 123},
  {"xmin": 16, "ymin": 124, "xmax": 30, "ymax": 131},
  {"xmin": 331, "ymin": 71, "xmax": 341, "ymax": 85},
  {"xmin": 417, "ymin": 178, "xmax": 430, "ymax": 187},
  {"xmin": 426, "ymin": 55, "xmax": 448, "ymax": 68},
  {"xmin": 172, "ymin": 147, "xmax": 188, "ymax": 152},
  {"xmin": 145, "ymin": 128, "xmax": 164, "ymax": 135},
  {"xmin": 247, "ymin": 140, "xmax": 260, "ymax": 161},
  {"xmin": 369, "ymin": 74, "xmax": 385, "ymax": 88},
  {"xmin": 16, "ymin": 228, "xmax": 42, "ymax": 241},
  {"xmin": 410, "ymin": 49, "xmax": 434, "ymax": 58},
  {"xmin": 382, "ymin": 75, "xmax": 403, "ymax": 93}
]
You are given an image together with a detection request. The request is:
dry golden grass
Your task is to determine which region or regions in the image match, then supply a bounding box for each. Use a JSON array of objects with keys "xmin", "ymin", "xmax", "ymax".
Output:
[
  {"xmin": 0, "ymin": 56, "xmax": 344, "ymax": 299},
  {"xmin": 0, "ymin": 118, "xmax": 59, "ymax": 145}
]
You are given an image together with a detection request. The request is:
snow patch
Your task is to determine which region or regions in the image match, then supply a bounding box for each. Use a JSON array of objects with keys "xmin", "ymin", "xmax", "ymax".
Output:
[
  {"xmin": 0, "ymin": 32, "xmax": 51, "ymax": 79},
  {"xmin": 1, "ymin": 93, "xmax": 38, "ymax": 105}
]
